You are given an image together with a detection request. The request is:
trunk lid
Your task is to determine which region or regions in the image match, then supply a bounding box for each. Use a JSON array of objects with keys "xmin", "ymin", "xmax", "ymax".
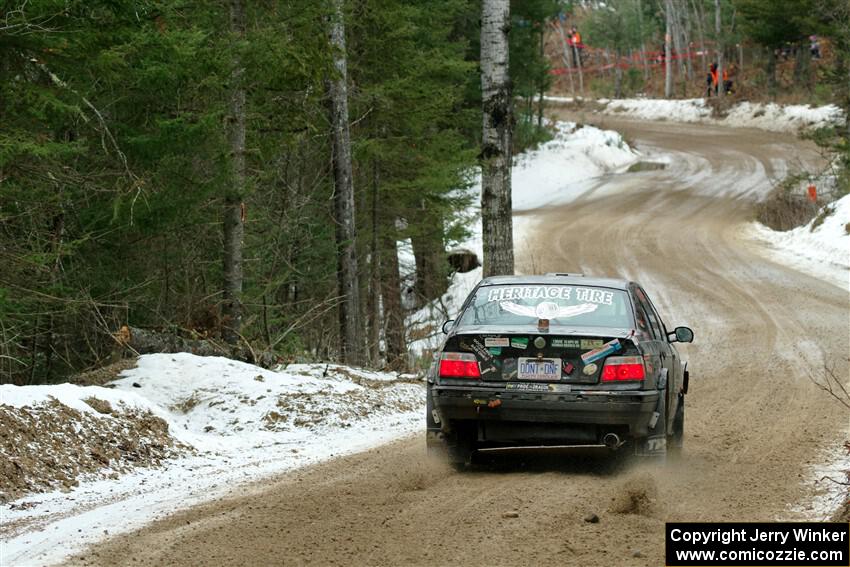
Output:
[{"xmin": 443, "ymin": 327, "xmax": 636, "ymax": 385}]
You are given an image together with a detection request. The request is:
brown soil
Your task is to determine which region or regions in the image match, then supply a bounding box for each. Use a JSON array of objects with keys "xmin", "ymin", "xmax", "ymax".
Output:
[
  {"xmin": 70, "ymin": 358, "xmax": 138, "ymax": 387},
  {"xmin": 0, "ymin": 400, "xmax": 179, "ymax": 503},
  {"xmin": 65, "ymin": 117, "xmax": 848, "ymax": 567}
]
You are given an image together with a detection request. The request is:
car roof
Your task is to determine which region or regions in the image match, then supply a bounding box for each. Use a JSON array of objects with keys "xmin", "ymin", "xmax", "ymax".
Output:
[{"xmin": 479, "ymin": 274, "xmax": 632, "ymax": 290}]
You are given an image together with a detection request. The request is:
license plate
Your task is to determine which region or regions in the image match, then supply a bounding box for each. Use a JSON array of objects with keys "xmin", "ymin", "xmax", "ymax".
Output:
[{"xmin": 517, "ymin": 357, "xmax": 561, "ymax": 381}]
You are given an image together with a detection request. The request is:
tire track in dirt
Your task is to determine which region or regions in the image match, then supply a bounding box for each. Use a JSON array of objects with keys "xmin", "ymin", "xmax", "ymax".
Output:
[{"xmin": 65, "ymin": 117, "xmax": 849, "ymax": 567}]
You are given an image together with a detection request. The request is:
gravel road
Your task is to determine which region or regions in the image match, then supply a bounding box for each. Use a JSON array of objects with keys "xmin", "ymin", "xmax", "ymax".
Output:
[{"xmin": 66, "ymin": 116, "xmax": 849, "ymax": 567}]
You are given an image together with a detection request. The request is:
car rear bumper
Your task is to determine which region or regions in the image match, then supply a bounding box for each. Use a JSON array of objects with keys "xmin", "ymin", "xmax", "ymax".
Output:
[{"xmin": 430, "ymin": 383, "xmax": 660, "ymax": 441}]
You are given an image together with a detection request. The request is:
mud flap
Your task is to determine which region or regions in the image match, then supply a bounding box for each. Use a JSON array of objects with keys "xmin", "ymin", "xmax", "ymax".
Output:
[
  {"xmin": 426, "ymin": 388, "xmax": 446, "ymax": 457},
  {"xmin": 636, "ymin": 435, "xmax": 667, "ymax": 456},
  {"xmin": 636, "ymin": 369, "xmax": 668, "ymax": 457}
]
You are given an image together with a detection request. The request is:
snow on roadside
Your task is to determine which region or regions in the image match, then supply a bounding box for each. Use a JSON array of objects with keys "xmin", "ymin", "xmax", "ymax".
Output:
[
  {"xmin": 405, "ymin": 121, "xmax": 639, "ymax": 355},
  {"xmin": 744, "ymin": 193, "xmax": 850, "ymax": 291},
  {"xmin": 1, "ymin": 353, "xmax": 424, "ymax": 566},
  {"xmin": 546, "ymin": 96, "xmax": 845, "ymax": 133},
  {"xmin": 787, "ymin": 437, "xmax": 850, "ymax": 521},
  {"xmin": 606, "ymin": 98, "xmax": 711, "ymax": 123},
  {"xmin": 512, "ymin": 122, "xmax": 639, "ymax": 211}
]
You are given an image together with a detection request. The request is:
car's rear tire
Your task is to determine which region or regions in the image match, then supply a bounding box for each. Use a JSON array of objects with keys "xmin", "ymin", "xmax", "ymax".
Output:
[{"xmin": 446, "ymin": 423, "xmax": 476, "ymax": 470}]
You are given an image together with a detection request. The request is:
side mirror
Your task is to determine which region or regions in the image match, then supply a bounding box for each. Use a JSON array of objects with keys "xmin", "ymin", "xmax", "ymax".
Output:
[
  {"xmin": 668, "ymin": 326, "xmax": 694, "ymax": 343},
  {"xmin": 441, "ymin": 320, "xmax": 455, "ymax": 334}
]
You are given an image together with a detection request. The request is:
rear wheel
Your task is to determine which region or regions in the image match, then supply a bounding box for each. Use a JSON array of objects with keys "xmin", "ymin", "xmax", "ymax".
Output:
[{"xmin": 446, "ymin": 423, "xmax": 477, "ymax": 470}]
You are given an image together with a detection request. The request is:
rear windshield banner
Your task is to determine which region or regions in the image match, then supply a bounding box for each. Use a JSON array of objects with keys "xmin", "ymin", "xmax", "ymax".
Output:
[{"xmin": 486, "ymin": 286, "xmax": 614, "ymax": 305}]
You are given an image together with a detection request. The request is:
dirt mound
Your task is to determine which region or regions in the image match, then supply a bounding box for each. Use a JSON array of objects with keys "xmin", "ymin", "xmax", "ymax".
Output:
[
  {"xmin": 70, "ymin": 358, "xmax": 138, "ymax": 386},
  {"xmin": 608, "ymin": 472, "xmax": 659, "ymax": 516},
  {"xmin": 0, "ymin": 399, "xmax": 181, "ymax": 503},
  {"xmin": 261, "ymin": 384, "xmax": 420, "ymax": 432}
]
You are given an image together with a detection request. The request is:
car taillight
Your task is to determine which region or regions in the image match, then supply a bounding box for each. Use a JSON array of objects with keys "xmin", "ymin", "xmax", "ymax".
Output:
[
  {"xmin": 439, "ymin": 352, "xmax": 481, "ymax": 379},
  {"xmin": 601, "ymin": 356, "xmax": 645, "ymax": 381}
]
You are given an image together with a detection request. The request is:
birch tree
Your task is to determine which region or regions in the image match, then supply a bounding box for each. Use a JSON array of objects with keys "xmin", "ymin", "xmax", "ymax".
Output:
[
  {"xmin": 554, "ymin": 21, "xmax": 576, "ymax": 95},
  {"xmin": 222, "ymin": 0, "xmax": 246, "ymax": 345},
  {"xmin": 715, "ymin": 0, "xmax": 725, "ymax": 96},
  {"xmin": 480, "ymin": 0, "xmax": 514, "ymax": 276},
  {"xmin": 327, "ymin": 0, "xmax": 364, "ymax": 365}
]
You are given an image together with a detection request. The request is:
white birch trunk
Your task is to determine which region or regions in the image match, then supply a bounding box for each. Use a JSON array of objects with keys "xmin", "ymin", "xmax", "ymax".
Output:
[
  {"xmin": 574, "ymin": 42, "xmax": 584, "ymax": 94},
  {"xmin": 555, "ymin": 23, "xmax": 575, "ymax": 96},
  {"xmin": 480, "ymin": 0, "xmax": 514, "ymax": 276},
  {"xmin": 328, "ymin": 0, "xmax": 364, "ymax": 365},
  {"xmin": 690, "ymin": 0, "xmax": 708, "ymax": 75},
  {"xmin": 715, "ymin": 0, "xmax": 725, "ymax": 96}
]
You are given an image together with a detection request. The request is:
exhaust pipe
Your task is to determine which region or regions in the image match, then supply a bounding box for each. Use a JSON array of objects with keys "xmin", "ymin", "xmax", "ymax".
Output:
[{"xmin": 602, "ymin": 433, "xmax": 624, "ymax": 450}]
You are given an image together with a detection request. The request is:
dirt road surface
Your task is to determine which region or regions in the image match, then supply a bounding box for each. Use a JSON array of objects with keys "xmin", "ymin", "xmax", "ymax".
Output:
[{"xmin": 65, "ymin": 116, "xmax": 849, "ymax": 567}]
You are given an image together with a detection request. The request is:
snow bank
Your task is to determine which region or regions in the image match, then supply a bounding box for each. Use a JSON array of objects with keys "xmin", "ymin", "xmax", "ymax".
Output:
[
  {"xmin": 405, "ymin": 121, "xmax": 639, "ymax": 355},
  {"xmin": 549, "ymin": 96, "xmax": 845, "ymax": 133},
  {"xmin": 606, "ymin": 98, "xmax": 711, "ymax": 123},
  {"xmin": 724, "ymin": 101, "xmax": 845, "ymax": 132},
  {"xmin": 746, "ymin": 193, "xmax": 850, "ymax": 290},
  {"xmin": 1, "ymin": 354, "xmax": 424, "ymax": 566},
  {"xmin": 513, "ymin": 122, "xmax": 639, "ymax": 211}
]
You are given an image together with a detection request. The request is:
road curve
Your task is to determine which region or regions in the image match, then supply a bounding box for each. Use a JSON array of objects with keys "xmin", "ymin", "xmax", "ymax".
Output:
[{"xmin": 66, "ymin": 115, "xmax": 849, "ymax": 567}]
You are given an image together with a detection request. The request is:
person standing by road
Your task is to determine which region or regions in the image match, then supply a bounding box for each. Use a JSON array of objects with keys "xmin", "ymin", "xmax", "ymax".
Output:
[
  {"xmin": 707, "ymin": 63, "xmax": 718, "ymax": 96},
  {"xmin": 570, "ymin": 25, "xmax": 583, "ymax": 63}
]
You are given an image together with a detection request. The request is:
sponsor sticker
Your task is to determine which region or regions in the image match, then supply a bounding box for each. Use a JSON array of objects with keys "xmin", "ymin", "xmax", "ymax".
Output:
[
  {"xmin": 506, "ymin": 382, "xmax": 549, "ymax": 392},
  {"xmin": 484, "ymin": 337, "xmax": 509, "ymax": 348},
  {"xmin": 580, "ymin": 339, "xmax": 604, "ymax": 349},
  {"xmin": 469, "ymin": 339, "xmax": 493, "ymax": 361},
  {"xmin": 582, "ymin": 363, "xmax": 598, "ymax": 375},
  {"xmin": 552, "ymin": 338, "xmax": 580, "ymax": 349},
  {"xmin": 488, "ymin": 347, "xmax": 502, "ymax": 356},
  {"xmin": 562, "ymin": 361, "xmax": 575, "ymax": 375},
  {"xmin": 548, "ymin": 384, "xmax": 572, "ymax": 393},
  {"xmin": 533, "ymin": 337, "xmax": 546, "ymax": 349},
  {"xmin": 580, "ymin": 339, "xmax": 622, "ymax": 364},
  {"xmin": 479, "ymin": 363, "xmax": 498, "ymax": 377},
  {"xmin": 510, "ymin": 337, "xmax": 529, "ymax": 350}
]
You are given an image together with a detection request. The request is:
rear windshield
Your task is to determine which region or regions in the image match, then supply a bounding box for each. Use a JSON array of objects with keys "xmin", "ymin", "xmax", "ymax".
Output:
[{"xmin": 457, "ymin": 284, "xmax": 633, "ymax": 328}]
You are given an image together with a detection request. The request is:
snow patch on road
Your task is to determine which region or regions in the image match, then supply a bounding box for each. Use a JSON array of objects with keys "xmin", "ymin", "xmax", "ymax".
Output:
[
  {"xmin": 744, "ymin": 193, "xmax": 850, "ymax": 291},
  {"xmin": 0, "ymin": 354, "xmax": 424, "ymax": 566}
]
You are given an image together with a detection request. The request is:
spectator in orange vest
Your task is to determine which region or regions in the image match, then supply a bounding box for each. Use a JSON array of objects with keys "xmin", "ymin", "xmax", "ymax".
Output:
[
  {"xmin": 570, "ymin": 26, "xmax": 583, "ymax": 64},
  {"xmin": 707, "ymin": 64, "xmax": 732, "ymax": 97},
  {"xmin": 570, "ymin": 26, "xmax": 582, "ymax": 47}
]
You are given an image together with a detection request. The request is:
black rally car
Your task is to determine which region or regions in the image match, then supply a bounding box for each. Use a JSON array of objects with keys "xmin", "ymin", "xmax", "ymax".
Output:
[{"xmin": 426, "ymin": 274, "xmax": 693, "ymax": 466}]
